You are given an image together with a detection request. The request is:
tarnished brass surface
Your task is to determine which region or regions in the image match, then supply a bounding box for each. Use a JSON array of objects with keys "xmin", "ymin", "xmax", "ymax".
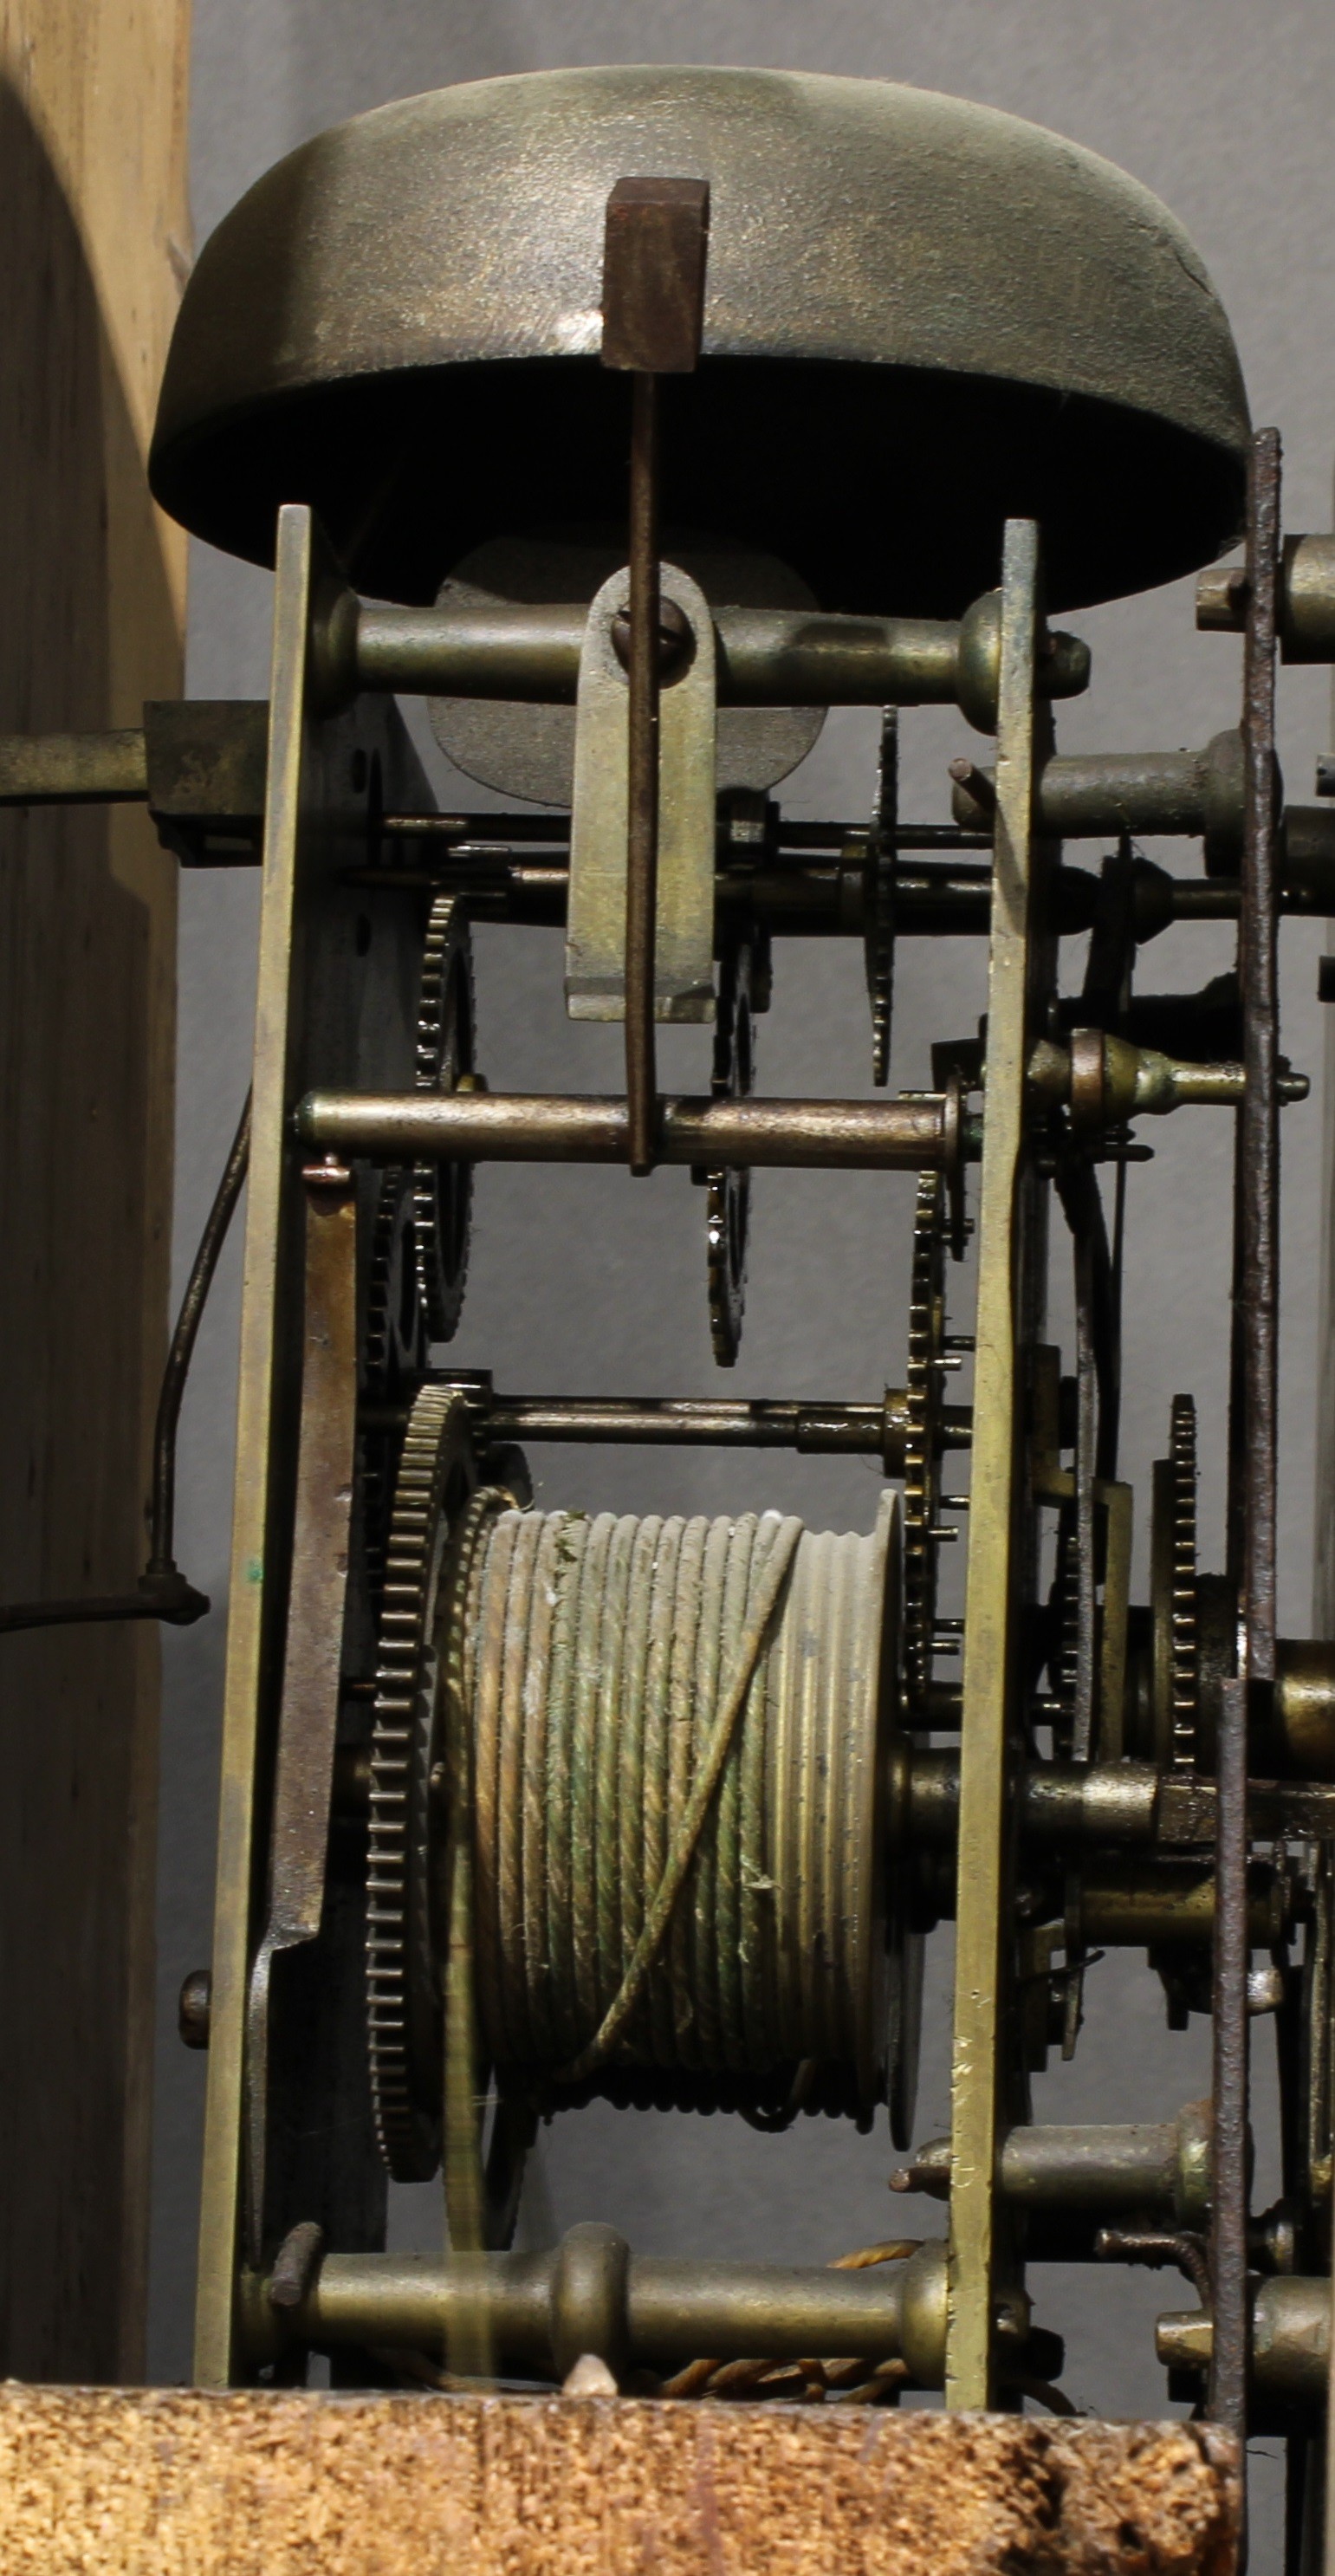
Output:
[
  {"xmin": 428, "ymin": 536, "xmax": 826, "ymax": 804},
  {"xmin": 1273, "ymin": 1639, "xmax": 1335, "ymax": 1775},
  {"xmin": 456, "ymin": 1501, "xmax": 894, "ymax": 2111},
  {"xmin": 194, "ymin": 507, "xmax": 437, "ymax": 2382},
  {"xmin": 1026, "ymin": 1031, "xmax": 1307, "ymax": 1121},
  {"xmin": 340, "ymin": 594, "xmax": 1091, "ymax": 720},
  {"xmin": 194, "ymin": 506, "xmax": 318, "ymax": 2385},
  {"xmin": 947, "ymin": 519, "xmax": 1041, "ymax": 2409},
  {"xmin": 470, "ymin": 1392, "xmax": 923, "ymax": 1461},
  {"xmin": 1200, "ymin": 529, "xmax": 1335, "ymax": 664},
  {"xmin": 297, "ymin": 1088, "xmax": 952, "ymax": 1170},
  {"xmin": 238, "ymin": 2229, "xmax": 949, "ymax": 2386},
  {"xmin": 243, "ymin": 1168, "xmax": 359, "ymax": 2261},
  {"xmin": 950, "ymin": 730, "xmax": 1246, "ymax": 865},
  {"xmin": 1074, "ymin": 1863, "xmax": 1289, "ymax": 1949},
  {"xmin": 904, "ymin": 1753, "xmax": 1160, "ymax": 1850},
  {"xmin": 566, "ymin": 565, "xmax": 716, "ymax": 1024},
  {"xmin": 144, "ymin": 698, "xmax": 269, "ymax": 862},
  {"xmin": 900, "ymin": 2106, "xmax": 1211, "ymax": 2224},
  {"xmin": 0, "ymin": 727, "xmax": 147, "ymax": 803},
  {"xmin": 1158, "ymin": 2276, "xmax": 1329, "ymax": 2403},
  {"xmin": 149, "ymin": 69, "xmax": 1248, "ymax": 613}
]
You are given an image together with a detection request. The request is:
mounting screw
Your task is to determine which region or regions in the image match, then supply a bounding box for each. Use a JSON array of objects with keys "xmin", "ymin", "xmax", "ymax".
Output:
[
  {"xmin": 1316, "ymin": 753, "xmax": 1335, "ymax": 798},
  {"xmin": 178, "ymin": 1968, "xmax": 211, "ymax": 2049}
]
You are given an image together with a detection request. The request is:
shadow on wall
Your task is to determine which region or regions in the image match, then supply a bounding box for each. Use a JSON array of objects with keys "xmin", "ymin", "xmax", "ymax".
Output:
[{"xmin": 0, "ymin": 75, "xmax": 178, "ymax": 2384}]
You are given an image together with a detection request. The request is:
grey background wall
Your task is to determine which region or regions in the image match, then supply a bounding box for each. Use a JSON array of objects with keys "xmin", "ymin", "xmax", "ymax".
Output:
[{"xmin": 152, "ymin": 5, "xmax": 1335, "ymax": 2557}]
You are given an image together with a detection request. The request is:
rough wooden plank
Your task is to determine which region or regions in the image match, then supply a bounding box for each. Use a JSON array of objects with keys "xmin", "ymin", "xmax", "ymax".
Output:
[
  {"xmin": 0, "ymin": 2385, "xmax": 1239, "ymax": 2576},
  {"xmin": 0, "ymin": 0, "xmax": 189, "ymax": 2378}
]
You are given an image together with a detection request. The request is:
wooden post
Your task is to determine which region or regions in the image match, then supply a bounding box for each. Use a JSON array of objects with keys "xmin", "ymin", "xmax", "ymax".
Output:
[{"xmin": 0, "ymin": 0, "xmax": 189, "ymax": 2378}]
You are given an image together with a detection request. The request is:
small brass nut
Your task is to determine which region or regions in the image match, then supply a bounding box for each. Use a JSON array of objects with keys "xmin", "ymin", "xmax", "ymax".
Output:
[
  {"xmin": 178, "ymin": 1967, "xmax": 211, "ymax": 2050},
  {"xmin": 1067, "ymin": 1028, "xmax": 1107, "ymax": 1132}
]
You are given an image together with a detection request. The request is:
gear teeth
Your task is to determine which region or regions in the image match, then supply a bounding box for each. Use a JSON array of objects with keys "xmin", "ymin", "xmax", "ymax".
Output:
[
  {"xmin": 705, "ymin": 936, "xmax": 756, "ymax": 1367},
  {"xmin": 1169, "ymin": 1392, "xmax": 1198, "ymax": 1771},
  {"xmin": 903, "ymin": 1168, "xmax": 950, "ymax": 1710},
  {"xmin": 412, "ymin": 891, "xmax": 476, "ymax": 1343},
  {"xmin": 360, "ymin": 1166, "xmax": 425, "ymax": 1620},
  {"xmin": 865, "ymin": 709, "xmax": 898, "ymax": 1087},
  {"xmin": 366, "ymin": 1384, "xmax": 472, "ymax": 2182}
]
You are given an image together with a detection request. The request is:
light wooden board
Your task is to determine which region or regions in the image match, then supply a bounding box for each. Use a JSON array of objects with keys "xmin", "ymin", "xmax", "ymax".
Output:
[
  {"xmin": 0, "ymin": 2385, "xmax": 1240, "ymax": 2576},
  {"xmin": 0, "ymin": 0, "xmax": 189, "ymax": 2378}
]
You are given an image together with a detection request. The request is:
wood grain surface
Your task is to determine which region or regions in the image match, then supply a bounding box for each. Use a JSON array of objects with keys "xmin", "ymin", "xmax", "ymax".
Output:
[
  {"xmin": 0, "ymin": 2385, "xmax": 1239, "ymax": 2576},
  {"xmin": 0, "ymin": 0, "xmax": 189, "ymax": 2378}
]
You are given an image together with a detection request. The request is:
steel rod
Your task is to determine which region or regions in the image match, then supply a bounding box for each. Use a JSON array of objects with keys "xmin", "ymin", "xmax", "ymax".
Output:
[
  {"xmin": 361, "ymin": 1391, "xmax": 973, "ymax": 1460},
  {"xmin": 348, "ymin": 598, "xmax": 1088, "ymax": 711},
  {"xmin": 897, "ymin": 2115, "xmax": 1208, "ymax": 2217},
  {"xmin": 0, "ymin": 727, "xmax": 148, "ymax": 803},
  {"xmin": 625, "ymin": 370, "xmax": 660, "ymax": 1175},
  {"xmin": 374, "ymin": 814, "xmax": 994, "ymax": 853},
  {"xmin": 339, "ymin": 860, "xmax": 1009, "ymax": 938},
  {"xmin": 493, "ymin": 1395, "xmax": 888, "ymax": 1449},
  {"xmin": 356, "ymin": 600, "xmax": 966, "ymax": 706},
  {"xmin": 297, "ymin": 1088, "xmax": 952, "ymax": 1170}
]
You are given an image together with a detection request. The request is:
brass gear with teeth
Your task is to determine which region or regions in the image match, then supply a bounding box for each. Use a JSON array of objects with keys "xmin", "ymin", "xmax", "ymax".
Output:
[
  {"xmin": 1151, "ymin": 1392, "xmax": 1199, "ymax": 1772},
  {"xmin": 864, "ymin": 709, "xmax": 898, "ymax": 1087},
  {"xmin": 902, "ymin": 1169, "xmax": 949, "ymax": 1711},
  {"xmin": 360, "ymin": 1166, "xmax": 427, "ymax": 1621},
  {"xmin": 412, "ymin": 891, "xmax": 476, "ymax": 1344},
  {"xmin": 366, "ymin": 1385, "xmax": 477, "ymax": 2181},
  {"xmin": 706, "ymin": 932, "xmax": 760, "ymax": 1367}
]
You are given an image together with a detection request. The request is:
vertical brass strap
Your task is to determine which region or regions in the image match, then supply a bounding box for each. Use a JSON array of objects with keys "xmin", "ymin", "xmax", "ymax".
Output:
[
  {"xmin": 945, "ymin": 520, "xmax": 1039, "ymax": 2409},
  {"xmin": 194, "ymin": 503, "xmax": 314, "ymax": 2385},
  {"xmin": 267, "ymin": 1178, "xmax": 359, "ymax": 1949},
  {"xmin": 243, "ymin": 1169, "xmax": 359, "ymax": 2263},
  {"xmin": 624, "ymin": 369, "xmax": 661, "ymax": 1174}
]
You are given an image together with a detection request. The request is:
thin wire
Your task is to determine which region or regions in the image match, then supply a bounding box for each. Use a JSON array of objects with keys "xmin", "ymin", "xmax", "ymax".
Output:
[
  {"xmin": 0, "ymin": 1089, "xmax": 251, "ymax": 1635},
  {"xmin": 147, "ymin": 1087, "xmax": 252, "ymax": 1578}
]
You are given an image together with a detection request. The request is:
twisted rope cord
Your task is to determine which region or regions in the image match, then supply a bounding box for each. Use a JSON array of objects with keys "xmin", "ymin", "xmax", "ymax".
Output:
[{"xmin": 555, "ymin": 1512, "xmax": 803, "ymax": 2084}]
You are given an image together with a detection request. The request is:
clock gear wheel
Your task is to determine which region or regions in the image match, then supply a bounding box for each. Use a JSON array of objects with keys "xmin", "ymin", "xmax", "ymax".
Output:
[
  {"xmin": 706, "ymin": 930, "xmax": 761, "ymax": 1366},
  {"xmin": 902, "ymin": 1169, "xmax": 951, "ymax": 1711},
  {"xmin": 412, "ymin": 891, "xmax": 476, "ymax": 1344},
  {"xmin": 864, "ymin": 708, "xmax": 898, "ymax": 1087},
  {"xmin": 360, "ymin": 1165, "xmax": 427, "ymax": 1619},
  {"xmin": 1150, "ymin": 1392, "xmax": 1199, "ymax": 1772},
  {"xmin": 366, "ymin": 1385, "xmax": 478, "ymax": 2182}
]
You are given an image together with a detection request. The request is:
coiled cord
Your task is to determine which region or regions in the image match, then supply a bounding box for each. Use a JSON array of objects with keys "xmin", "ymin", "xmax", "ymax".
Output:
[{"xmin": 456, "ymin": 1502, "xmax": 893, "ymax": 2112}]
